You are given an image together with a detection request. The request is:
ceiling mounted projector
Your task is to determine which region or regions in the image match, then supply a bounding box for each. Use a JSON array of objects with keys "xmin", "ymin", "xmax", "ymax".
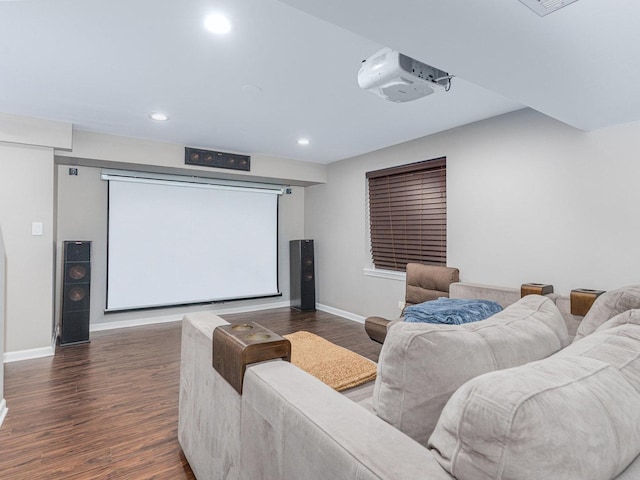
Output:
[{"xmin": 358, "ymin": 48, "xmax": 452, "ymax": 103}]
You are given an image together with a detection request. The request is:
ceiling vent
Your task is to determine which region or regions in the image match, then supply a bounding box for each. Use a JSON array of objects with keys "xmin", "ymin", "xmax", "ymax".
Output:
[{"xmin": 518, "ymin": 0, "xmax": 580, "ymax": 16}]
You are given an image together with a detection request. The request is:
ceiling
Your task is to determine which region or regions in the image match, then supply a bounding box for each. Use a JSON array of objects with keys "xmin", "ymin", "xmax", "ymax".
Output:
[
  {"xmin": 0, "ymin": 1, "xmax": 638, "ymax": 164},
  {"xmin": 283, "ymin": 0, "xmax": 640, "ymax": 132}
]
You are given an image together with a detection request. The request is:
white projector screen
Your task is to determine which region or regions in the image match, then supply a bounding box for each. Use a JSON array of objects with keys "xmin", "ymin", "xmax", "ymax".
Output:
[{"xmin": 106, "ymin": 176, "xmax": 280, "ymax": 311}]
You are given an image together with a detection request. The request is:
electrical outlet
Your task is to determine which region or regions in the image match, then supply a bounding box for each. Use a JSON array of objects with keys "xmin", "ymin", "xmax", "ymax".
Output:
[{"xmin": 398, "ymin": 300, "xmax": 405, "ymax": 310}]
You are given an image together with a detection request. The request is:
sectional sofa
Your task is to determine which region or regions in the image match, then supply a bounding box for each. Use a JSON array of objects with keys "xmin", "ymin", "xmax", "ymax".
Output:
[{"xmin": 178, "ymin": 283, "xmax": 640, "ymax": 479}]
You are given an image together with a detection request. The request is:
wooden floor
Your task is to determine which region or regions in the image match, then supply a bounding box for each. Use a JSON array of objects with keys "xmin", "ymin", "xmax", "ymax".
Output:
[
  {"xmin": 222, "ymin": 307, "xmax": 382, "ymax": 362},
  {"xmin": 0, "ymin": 308, "xmax": 381, "ymax": 479}
]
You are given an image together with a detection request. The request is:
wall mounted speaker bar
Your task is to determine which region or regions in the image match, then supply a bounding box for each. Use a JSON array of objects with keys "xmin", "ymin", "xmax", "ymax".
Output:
[{"xmin": 185, "ymin": 147, "xmax": 250, "ymax": 172}]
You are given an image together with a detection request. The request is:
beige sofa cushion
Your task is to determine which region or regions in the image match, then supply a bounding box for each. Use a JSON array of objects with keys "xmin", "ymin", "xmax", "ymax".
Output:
[
  {"xmin": 449, "ymin": 282, "xmax": 520, "ymax": 308},
  {"xmin": 430, "ymin": 320, "xmax": 640, "ymax": 480},
  {"xmin": 372, "ymin": 295, "xmax": 568, "ymax": 446},
  {"xmin": 574, "ymin": 284, "xmax": 640, "ymax": 341},
  {"xmin": 404, "ymin": 263, "xmax": 460, "ymax": 307},
  {"xmin": 593, "ymin": 308, "xmax": 640, "ymax": 332}
]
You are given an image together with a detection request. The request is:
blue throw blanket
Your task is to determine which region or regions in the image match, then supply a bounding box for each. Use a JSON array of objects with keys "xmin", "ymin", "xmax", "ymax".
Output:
[{"xmin": 403, "ymin": 298, "xmax": 503, "ymax": 325}]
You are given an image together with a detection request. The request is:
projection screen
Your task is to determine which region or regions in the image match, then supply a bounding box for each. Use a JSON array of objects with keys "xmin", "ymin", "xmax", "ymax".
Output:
[{"xmin": 104, "ymin": 173, "xmax": 280, "ymax": 311}]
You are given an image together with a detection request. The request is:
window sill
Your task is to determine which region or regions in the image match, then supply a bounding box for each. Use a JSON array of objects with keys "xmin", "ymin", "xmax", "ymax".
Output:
[{"xmin": 363, "ymin": 267, "xmax": 406, "ymax": 282}]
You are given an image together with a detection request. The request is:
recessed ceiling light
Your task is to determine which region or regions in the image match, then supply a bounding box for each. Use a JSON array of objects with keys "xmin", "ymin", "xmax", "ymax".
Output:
[
  {"xmin": 149, "ymin": 112, "xmax": 169, "ymax": 121},
  {"xmin": 297, "ymin": 138, "xmax": 310, "ymax": 146},
  {"xmin": 204, "ymin": 13, "xmax": 232, "ymax": 34}
]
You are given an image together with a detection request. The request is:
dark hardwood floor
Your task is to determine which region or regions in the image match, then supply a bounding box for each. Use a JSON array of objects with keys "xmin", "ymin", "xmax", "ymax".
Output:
[
  {"xmin": 0, "ymin": 308, "xmax": 381, "ymax": 479},
  {"xmin": 222, "ymin": 307, "xmax": 382, "ymax": 362}
]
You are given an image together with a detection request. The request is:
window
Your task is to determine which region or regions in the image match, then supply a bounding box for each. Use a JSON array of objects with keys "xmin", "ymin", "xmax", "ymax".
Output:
[{"xmin": 366, "ymin": 157, "xmax": 446, "ymax": 272}]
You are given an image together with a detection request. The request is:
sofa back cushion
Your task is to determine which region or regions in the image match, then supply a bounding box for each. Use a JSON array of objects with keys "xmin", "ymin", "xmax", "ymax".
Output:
[
  {"xmin": 574, "ymin": 284, "xmax": 640, "ymax": 341},
  {"xmin": 448, "ymin": 282, "xmax": 521, "ymax": 308},
  {"xmin": 429, "ymin": 318, "xmax": 640, "ymax": 480},
  {"xmin": 372, "ymin": 295, "xmax": 568, "ymax": 446},
  {"xmin": 404, "ymin": 263, "xmax": 460, "ymax": 308}
]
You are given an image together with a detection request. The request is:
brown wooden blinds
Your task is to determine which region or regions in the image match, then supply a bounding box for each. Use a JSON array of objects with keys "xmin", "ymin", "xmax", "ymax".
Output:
[{"xmin": 366, "ymin": 157, "xmax": 446, "ymax": 271}]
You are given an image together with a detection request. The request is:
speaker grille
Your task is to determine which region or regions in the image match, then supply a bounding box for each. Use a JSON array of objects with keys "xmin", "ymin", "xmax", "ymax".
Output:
[
  {"xmin": 65, "ymin": 242, "xmax": 91, "ymax": 262},
  {"xmin": 61, "ymin": 241, "xmax": 91, "ymax": 345},
  {"xmin": 290, "ymin": 239, "xmax": 315, "ymax": 311},
  {"xmin": 65, "ymin": 262, "xmax": 91, "ymax": 284},
  {"xmin": 60, "ymin": 311, "xmax": 91, "ymax": 345},
  {"xmin": 68, "ymin": 265, "xmax": 87, "ymax": 280},
  {"xmin": 63, "ymin": 284, "xmax": 90, "ymax": 311}
]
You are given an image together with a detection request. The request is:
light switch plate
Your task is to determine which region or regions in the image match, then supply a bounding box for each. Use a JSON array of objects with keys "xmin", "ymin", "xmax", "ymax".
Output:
[{"xmin": 31, "ymin": 222, "xmax": 43, "ymax": 236}]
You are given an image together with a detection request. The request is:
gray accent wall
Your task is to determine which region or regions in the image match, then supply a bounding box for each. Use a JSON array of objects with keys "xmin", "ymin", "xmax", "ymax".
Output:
[
  {"xmin": 55, "ymin": 164, "xmax": 305, "ymax": 328},
  {"xmin": 0, "ymin": 113, "xmax": 70, "ymax": 357},
  {"xmin": 1, "ymin": 116, "xmax": 317, "ymax": 356},
  {"xmin": 6, "ymin": 106, "xmax": 640, "ymax": 355},
  {"xmin": 305, "ymin": 108, "xmax": 640, "ymax": 320},
  {"xmin": 0, "ymin": 143, "xmax": 57, "ymax": 354}
]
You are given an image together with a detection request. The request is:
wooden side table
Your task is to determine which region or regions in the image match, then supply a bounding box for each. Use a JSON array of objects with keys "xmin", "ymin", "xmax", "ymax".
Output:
[{"xmin": 212, "ymin": 322, "xmax": 291, "ymax": 394}]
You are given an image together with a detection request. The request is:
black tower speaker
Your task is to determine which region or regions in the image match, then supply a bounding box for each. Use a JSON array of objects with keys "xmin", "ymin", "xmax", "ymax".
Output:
[
  {"xmin": 60, "ymin": 241, "xmax": 91, "ymax": 346},
  {"xmin": 290, "ymin": 239, "xmax": 315, "ymax": 311}
]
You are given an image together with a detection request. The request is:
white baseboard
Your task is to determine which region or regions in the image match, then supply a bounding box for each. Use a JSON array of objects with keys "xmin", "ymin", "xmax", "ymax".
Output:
[
  {"xmin": 316, "ymin": 304, "xmax": 366, "ymax": 324},
  {"xmin": 91, "ymin": 314, "xmax": 184, "ymax": 332},
  {"xmin": 2, "ymin": 301, "xmax": 316, "ymax": 362},
  {"xmin": 0, "ymin": 399, "xmax": 7, "ymax": 428},
  {"xmin": 212, "ymin": 300, "xmax": 290, "ymax": 316},
  {"xmin": 4, "ymin": 345, "xmax": 55, "ymax": 363},
  {"xmin": 91, "ymin": 301, "xmax": 291, "ymax": 332}
]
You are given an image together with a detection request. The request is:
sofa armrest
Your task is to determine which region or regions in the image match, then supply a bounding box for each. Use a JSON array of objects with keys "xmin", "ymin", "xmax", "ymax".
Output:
[
  {"xmin": 178, "ymin": 312, "xmax": 242, "ymax": 480},
  {"xmin": 364, "ymin": 316, "xmax": 392, "ymax": 344},
  {"xmin": 240, "ymin": 360, "xmax": 452, "ymax": 480}
]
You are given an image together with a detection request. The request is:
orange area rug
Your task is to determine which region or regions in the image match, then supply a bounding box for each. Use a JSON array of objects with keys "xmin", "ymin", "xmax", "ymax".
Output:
[{"xmin": 284, "ymin": 331, "xmax": 377, "ymax": 391}]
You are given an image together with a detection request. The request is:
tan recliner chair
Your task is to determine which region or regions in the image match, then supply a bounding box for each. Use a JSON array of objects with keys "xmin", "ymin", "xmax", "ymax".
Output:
[{"xmin": 364, "ymin": 263, "xmax": 460, "ymax": 343}]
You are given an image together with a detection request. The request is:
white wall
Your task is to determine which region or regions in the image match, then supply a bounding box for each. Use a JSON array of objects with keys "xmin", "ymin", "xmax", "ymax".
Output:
[
  {"xmin": 56, "ymin": 164, "xmax": 305, "ymax": 327},
  {"xmin": 446, "ymin": 109, "xmax": 640, "ymax": 293},
  {"xmin": 305, "ymin": 108, "xmax": 640, "ymax": 320}
]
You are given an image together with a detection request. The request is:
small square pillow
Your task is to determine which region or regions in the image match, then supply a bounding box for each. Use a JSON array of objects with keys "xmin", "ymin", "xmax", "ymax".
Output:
[{"xmin": 574, "ymin": 285, "xmax": 640, "ymax": 341}]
